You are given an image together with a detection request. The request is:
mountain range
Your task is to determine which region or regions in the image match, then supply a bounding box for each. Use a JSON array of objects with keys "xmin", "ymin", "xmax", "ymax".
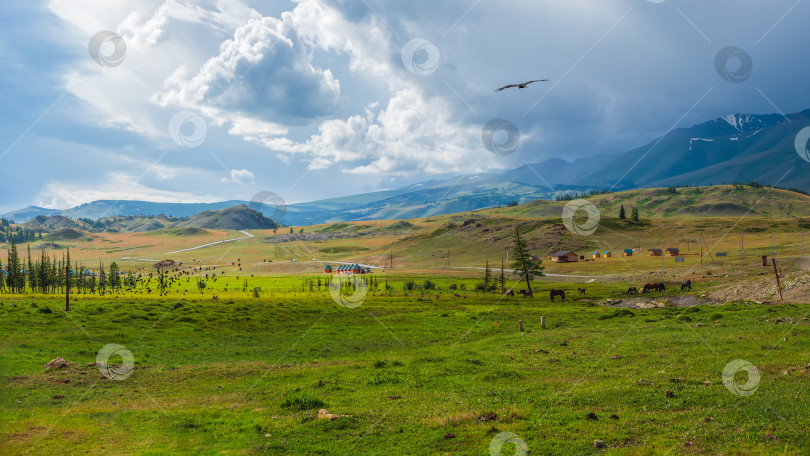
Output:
[{"xmin": 5, "ymin": 108, "xmax": 810, "ymax": 226}]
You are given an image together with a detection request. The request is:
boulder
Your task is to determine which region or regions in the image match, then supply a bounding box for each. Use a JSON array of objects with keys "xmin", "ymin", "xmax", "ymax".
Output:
[{"xmin": 44, "ymin": 358, "xmax": 66, "ymax": 370}]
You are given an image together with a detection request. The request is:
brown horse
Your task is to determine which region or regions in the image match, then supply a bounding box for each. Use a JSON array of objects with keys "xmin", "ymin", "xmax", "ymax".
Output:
[
  {"xmin": 550, "ymin": 290, "xmax": 565, "ymax": 302},
  {"xmin": 627, "ymin": 287, "xmax": 638, "ymax": 296},
  {"xmin": 505, "ymin": 289, "xmax": 515, "ymax": 297},
  {"xmin": 642, "ymin": 283, "xmax": 659, "ymax": 293},
  {"xmin": 519, "ymin": 289, "xmax": 533, "ymax": 298}
]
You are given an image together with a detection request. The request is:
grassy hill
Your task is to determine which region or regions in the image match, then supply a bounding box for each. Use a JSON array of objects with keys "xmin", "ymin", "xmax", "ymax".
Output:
[
  {"xmin": 490, "ymin": 185, "xmax": 810, "ymax": 220},
  {"xmin": 173, "ymin": 205, "xmax": 280, "ymax": 230}
]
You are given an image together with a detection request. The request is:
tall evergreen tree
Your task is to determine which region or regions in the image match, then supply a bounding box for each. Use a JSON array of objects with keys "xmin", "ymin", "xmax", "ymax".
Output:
[
  {"xmin": 26, "ymin": 245, "xmax": 34, "ymax": 292},
  {"xmin": 109, "ymin": 262, "xmax": 120, "ymax": 291},
  {"xmin": 510, "ymin": 228, "xmax": 544, "ymax": 293},
  {"xmin": 631, "ymin": 206, "xmax": 640, "ymax": 223},
  {"xmin": 7, "ymin": 237, "xmax": 21, "ymax": 293},
  {"xmin": 619, "ymin": 205, "xmax": 626, "ymax": 220},
  {"xmin": 65, "ymin": 248, "xmax": 71, "ymax": 311},
  {"xmin": 483, "ymin": 260, "xmax": 492, "ymax": 292}
]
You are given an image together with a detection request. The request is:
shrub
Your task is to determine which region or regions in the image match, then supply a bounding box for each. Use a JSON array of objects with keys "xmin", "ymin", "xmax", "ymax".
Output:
[
  {"xmin": 475, "ymin": 283, "xmax": 486, "ymax": 292},
  {"xmin": 423, "ymin": 280, "xmax": 436, "ymax": 290},
  {"xmin": 282, "ymin": 390, "xmax": 324, "ymax": 410},
  {"xmin": 448, "ymin": 284, "xmax": 458, "ymax": 290},
  {"xmin": 404, "ymin": 280, "xmax": 416, "ymax": 291}
]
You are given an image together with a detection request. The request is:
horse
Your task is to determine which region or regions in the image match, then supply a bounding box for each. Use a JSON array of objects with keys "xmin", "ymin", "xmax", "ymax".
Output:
[
  {"xmin": 681, "ymin": 280, "xmax": 692, "ymax": 291},
  {"xmin": 505, "ymin": 289, "xmax": 515, "ymax": 297},
  {"xmin": 627, "ymin": 287, "xmax": 638, "ymax": 296},
  {"xmin": 519, "ymin": 289, "xmax": 533, "ymax": 298},
  {"xmin": 642, "ymin": 283, "xmax": 659, "ymax": 293},
  {"xmin": 577, "ymin": 288, "xmax": 586, "ymax": 296},
  {"xmin": 550, "ymin": 290, "xmax": 565, "ymax": 302}
]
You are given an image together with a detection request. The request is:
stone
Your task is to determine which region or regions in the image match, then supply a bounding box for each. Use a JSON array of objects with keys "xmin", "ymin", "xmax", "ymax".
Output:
[{"xmin": 44, "ymin": 358, "xmax": 66, "ymax": 370}]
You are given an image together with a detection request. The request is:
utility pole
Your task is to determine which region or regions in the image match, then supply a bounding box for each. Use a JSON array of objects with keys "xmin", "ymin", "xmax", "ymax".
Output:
[
  {"xmin": 771, "ymin": 232, "xmax": 774, "ymax": 258},
  {"xmin": 700, "ymin": 231, "xmax": 703, "ymax": 266},
  {"xmin": 802, "ymin": 229, "xmax": 804, "ymax": 257}
]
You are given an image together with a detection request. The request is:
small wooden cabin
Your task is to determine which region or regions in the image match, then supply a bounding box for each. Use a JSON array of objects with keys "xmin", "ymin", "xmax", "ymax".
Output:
[{"xmin": 551, "ymin": 251, "xmax": 579, "ymax": 263}]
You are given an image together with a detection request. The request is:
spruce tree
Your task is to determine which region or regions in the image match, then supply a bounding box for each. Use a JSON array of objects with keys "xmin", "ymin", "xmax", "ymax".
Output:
[
  {"xmin": 631, "ymin": 206, "xmax": 640, "ymax": 223},
  {"xmin": 483, "ymin": 260, "xmax": 492, "ymax": 292},
  {"xmin": 619, "ymin": 205, "xmax": 626, "ymax": 220},
  {"xmin": 510, "ymin": 228, "xmax": 544, "ymax": 293}
]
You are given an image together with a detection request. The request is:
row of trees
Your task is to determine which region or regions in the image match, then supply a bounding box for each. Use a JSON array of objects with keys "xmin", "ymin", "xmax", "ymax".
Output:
[
  {"xmin": 618, "ymin": 205, "xmax": 641, "ymax": 223},
  {"xmin": 0, "ymin": 221, "xmax": 41, "ymax": 244},
  {"xmin": 1, "ymin": 237, "xmax": 130, "ymax": 294}
]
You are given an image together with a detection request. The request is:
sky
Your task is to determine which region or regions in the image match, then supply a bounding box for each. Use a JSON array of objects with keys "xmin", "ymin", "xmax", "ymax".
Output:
[{"xmin": 0, "ymin": 0, "xmax": 808, "ymax": 213}]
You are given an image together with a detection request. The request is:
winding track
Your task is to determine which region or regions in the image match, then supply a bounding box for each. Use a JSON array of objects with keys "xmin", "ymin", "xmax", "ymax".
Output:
[{"xmin": 165, "ymin": 230, "xmax": 255, "ymax": 254}]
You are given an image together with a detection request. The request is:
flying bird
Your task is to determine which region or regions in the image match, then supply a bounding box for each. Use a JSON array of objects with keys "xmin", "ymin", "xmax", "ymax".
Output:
[{"xmin": 495, "ymin": 79, "xmax": 549, "ymax": 92}]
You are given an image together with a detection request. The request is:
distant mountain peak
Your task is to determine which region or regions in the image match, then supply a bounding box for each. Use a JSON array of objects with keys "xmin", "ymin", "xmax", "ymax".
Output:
[{"xmin": 721, "ymin": 113, "xmax": 782, "ymax": 133}]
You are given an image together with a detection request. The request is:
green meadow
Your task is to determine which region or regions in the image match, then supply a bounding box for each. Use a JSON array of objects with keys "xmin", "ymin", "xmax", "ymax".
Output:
[{"xmin": 2, "ymin": 276, "xmax": 809, "ymax": 455}]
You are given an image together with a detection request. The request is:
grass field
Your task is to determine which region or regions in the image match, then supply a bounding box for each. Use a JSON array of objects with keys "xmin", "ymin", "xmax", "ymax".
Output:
[
  {"xmin": 2, "ymin": 275, "xmax": 810, "ymax": 455},
  {"xmin": 5, "ymin": 187, "xmax": 810, "ymax": 454}
]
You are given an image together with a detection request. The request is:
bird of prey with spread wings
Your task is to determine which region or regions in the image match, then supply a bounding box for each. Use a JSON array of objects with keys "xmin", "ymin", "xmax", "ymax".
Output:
[{"xmin": 495, "ymin": 79, "xmax": 549, "ymax": 92}]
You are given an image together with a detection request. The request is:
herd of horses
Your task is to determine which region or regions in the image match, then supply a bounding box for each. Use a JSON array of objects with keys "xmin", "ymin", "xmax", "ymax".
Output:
[{"xmin": 503, "ymin": 280, "xmax": 692, "ymax": 302}]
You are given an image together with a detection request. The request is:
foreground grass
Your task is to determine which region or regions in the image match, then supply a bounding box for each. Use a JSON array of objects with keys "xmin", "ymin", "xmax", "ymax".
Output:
[{"xmin": 1, "ymin": 286, "xmax": 809, "ymax": 455}]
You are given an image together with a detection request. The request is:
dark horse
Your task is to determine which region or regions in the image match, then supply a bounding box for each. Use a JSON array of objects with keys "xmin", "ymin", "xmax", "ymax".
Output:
[
  {"xmin": 519, "ymin": 289, "xmax": 533, "ymax": 298},
  {"xmin": 627, "ymin": 287, "xmax": 638, "ymax": 296},
  {"xmin": 681, "ymin": 280, "xmax": 692, "ymax": 291},
  {"xmin": 642, "ymin": 283, "xmax": 665, "ymax": 293},
  {"xmin": 550, "ymin": 290, "xmax": 566, "ymax": 302},
  {"xmin": 505, "ymin": 289, "xmax": 515, "ymax": 297},
  {"xmin": 577, "ymin": 288, "xmax": 586, "ymax": 296}
]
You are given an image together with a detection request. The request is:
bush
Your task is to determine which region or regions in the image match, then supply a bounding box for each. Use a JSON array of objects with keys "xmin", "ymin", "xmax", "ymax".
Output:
[
  {"xmin": 423, "ymin": 280, "xmax": 436, "ymax": 290},
  {"xmin": 404, "ymin": 280, "xmax": 416, "ymax": 291},
  {"xmin": 252, "ymin": 287, "xmax": 261, "ymax": 298},
  {"xmin": 599, "ymin": 308, "xmax": 635, "ymax": 320},
  {"xmin": 475, "ymin": 283, "xmax": 486, "ymax": 292},
  {"xmin": 459, "ymin": 284, "xmax": 467, "ymax": 291},
  {"xmin": 282, "ymin": 390, "xmax": 325, "ymax": 410},
  {"xmin": 448, "ymin": 284, "xmax": 458, "ymax": 290}
]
